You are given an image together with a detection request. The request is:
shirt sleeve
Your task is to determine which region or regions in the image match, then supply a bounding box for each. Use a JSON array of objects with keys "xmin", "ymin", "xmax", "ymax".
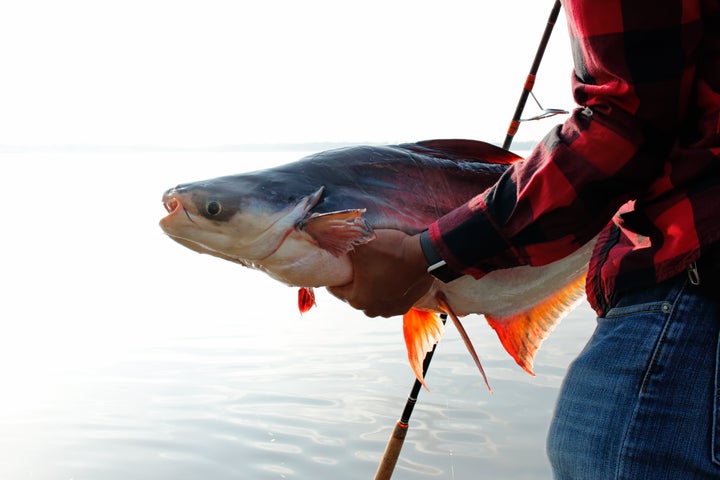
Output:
[{"xmin": 428, "ymin": 0, "xmax": 703, "ymax": 279}]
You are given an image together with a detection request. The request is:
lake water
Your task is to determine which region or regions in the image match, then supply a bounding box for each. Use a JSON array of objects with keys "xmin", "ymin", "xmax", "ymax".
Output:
[{"xmin": 0, "ymin": 148, "xmax": 596, "ymax": 479}]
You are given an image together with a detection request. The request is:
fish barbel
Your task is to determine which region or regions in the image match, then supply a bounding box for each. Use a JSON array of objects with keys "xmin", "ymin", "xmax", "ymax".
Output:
[{"xmin": 159, "ymin": 139, "xmax": 593, "ymax": 390}]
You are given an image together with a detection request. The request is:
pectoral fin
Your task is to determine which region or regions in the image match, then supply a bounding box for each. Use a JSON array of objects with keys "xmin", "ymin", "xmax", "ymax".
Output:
[
  {"xmin": 402, "ymin": 308, "xmax": 445, "ymax": 390},
  {"xmin": 299, "ymin": 210, "xmax": 376, "ymax": 256},
  {"xmin": 485, "ymin": 274, "xmax": 586, "ymax": 375}
]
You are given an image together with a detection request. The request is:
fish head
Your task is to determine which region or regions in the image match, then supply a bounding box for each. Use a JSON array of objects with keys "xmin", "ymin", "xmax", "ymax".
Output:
[{"xmin": 159, "ymin": 174, "xmax": 323, "ymax": 265}]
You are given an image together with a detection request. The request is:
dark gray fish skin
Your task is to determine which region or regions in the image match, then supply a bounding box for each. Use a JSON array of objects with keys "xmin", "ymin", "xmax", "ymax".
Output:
[{"xmin": 163, "ymin": 140, "xmax": 515, "ymax": 234}]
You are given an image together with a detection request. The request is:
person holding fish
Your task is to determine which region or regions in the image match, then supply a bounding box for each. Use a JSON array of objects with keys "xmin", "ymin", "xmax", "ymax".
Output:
[{"xmin": 328, "ymin": 0, "xmax": 720, "ymax": 478}]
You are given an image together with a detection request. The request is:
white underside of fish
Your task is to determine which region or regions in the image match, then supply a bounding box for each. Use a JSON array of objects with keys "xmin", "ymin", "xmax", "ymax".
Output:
[{"xmin": 417, "ymin": 240, "xmax": 593, "ymax": 318}]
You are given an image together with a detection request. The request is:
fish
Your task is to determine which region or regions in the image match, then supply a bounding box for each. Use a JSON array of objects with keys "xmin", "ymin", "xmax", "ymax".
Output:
[{"xmin": 159, "ymin": 139, "xmax": 593, "ymax": 390}]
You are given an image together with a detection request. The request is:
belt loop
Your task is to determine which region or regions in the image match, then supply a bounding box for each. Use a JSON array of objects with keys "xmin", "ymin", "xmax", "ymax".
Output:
[{"xmin": 688, "ymin": 261, "xmax": 701, "ymax": 286}]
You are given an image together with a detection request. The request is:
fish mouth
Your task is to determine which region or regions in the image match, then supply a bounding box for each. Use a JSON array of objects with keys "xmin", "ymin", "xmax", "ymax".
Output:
[
  {"xmin": 160, "ymin": 190, "xmax": 193, "ymax": 228},
  {"xmin": 163, "ymin": 196, "xmax": 181, "ymax": 215}
]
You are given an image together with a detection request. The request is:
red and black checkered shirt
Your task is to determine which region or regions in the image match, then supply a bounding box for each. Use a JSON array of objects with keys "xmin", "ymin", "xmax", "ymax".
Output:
[{"xmin": 428, "ymin": 0, "xmax": 720, "ymax": 315}]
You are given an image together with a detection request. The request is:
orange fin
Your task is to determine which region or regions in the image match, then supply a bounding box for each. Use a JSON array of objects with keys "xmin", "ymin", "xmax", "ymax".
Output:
[
  {"xmin": 298, "ymin": 287, "xmax": 316, "ymax": 314},
  {"xmin": 300, "ymin": 209, "xmax": 376, "ymax": 256},
  {"xmin": 436, "ymin": 293, "xmax": 492, "ymax": 393},
  {"xmin": 485, "ymin": 274, "xmax": 587, "ymax": 375},
  {"xmin": 402, "ymin": 308, "xmax": 445, "ymax": 390}
]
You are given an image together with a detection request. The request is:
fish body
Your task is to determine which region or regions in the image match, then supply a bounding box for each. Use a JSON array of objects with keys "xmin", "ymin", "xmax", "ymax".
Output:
[{"xmin": 160, "ymin": 140, "xmax": 592, "ymax": 388}]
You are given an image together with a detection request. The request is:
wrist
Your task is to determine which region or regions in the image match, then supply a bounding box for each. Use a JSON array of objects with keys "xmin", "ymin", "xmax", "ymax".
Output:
[{"xmin": 418, "ymin": 229, "xmax": 462, "ymax": 283}]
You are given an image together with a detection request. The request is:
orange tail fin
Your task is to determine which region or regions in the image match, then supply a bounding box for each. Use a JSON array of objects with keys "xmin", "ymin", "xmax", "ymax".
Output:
[
  {"xmin": 402, "ymin": 308, "xmax": 444, "ymax": 390},
  {"xmin": 485, "ymin": 274, "xmax": 586, "ymax": 375},
  {"xmin": 436, "ymin": 293, "xmax": 492, "ymax": 393}
]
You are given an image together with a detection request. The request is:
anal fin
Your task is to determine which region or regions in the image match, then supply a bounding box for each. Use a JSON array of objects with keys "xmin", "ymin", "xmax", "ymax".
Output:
[{"xmin": 485, "ymin": 274, "xmax": 587, "ymax": 375}]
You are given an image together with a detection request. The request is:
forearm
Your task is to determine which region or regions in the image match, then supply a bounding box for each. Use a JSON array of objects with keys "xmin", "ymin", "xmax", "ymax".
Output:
[{"xmin": 429, "ymin": 0, "xmax": 702, "ymax": 278}]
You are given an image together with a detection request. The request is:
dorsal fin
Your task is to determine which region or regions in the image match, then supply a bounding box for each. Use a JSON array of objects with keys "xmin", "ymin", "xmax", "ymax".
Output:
[{"xmin": 406, "ymin": 139, "xmax": 523, "ymax": 165}]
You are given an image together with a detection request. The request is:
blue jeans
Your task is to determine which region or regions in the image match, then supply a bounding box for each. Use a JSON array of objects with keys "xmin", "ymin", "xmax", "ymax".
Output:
[{"xmin": 547, "ymin": 274, "xmax": 720, "ymax": 479}]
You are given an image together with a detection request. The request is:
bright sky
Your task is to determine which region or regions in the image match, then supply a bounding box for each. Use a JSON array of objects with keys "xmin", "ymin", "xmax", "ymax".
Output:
[{"xmin": 0, "ymin": 0, "xmax": 574, "ymax": 147}]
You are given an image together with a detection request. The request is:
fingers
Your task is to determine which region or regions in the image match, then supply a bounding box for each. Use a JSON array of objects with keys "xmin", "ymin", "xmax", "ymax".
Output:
[
  {"xmin": 326, "ymin": 284, "xmax": 383, "ymax": 318},
  {"xmin": 325, "ymin": 229, "xmax": 432, "ymax": 318},
  {"xmin": 326, "ymin": 284, "xmax": 351, "ymax": 303},
  {"xmin": 327, "ymin": 284, "xmax": 421, "ymax": 318}
]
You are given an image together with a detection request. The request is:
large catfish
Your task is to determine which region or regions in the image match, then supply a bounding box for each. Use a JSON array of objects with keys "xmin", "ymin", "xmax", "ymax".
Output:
[{"xmin": 160, "ymin": 139, "xmax": 592, "ymax": 390}]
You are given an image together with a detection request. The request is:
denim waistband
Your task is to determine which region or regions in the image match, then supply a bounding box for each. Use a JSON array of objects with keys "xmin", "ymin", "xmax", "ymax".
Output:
[
  {"xmin": 607, "ymin": 273, "xmax": 688, "ymax": 316},
  {"xmin": 695, "ymin": 245, "xmax": 720, "ymax": 302},
  {"xmin": 602, "ymin": 243, "xmax": 720, "ymax": 315},
  {"xmin": 607, "ymin": 254, "xmax": 720, "ymax": 314}
]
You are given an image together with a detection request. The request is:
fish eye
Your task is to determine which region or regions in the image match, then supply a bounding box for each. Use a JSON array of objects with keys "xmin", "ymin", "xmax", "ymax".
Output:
[{"xmin": 205, "ymin": 200, "xmax": 222, "ymax": 217}]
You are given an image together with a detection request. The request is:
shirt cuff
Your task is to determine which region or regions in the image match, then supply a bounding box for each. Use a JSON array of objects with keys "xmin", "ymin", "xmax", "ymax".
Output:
[{"xmin": 419, "ymin": 229, "xmax": 462, "ymax": 283}]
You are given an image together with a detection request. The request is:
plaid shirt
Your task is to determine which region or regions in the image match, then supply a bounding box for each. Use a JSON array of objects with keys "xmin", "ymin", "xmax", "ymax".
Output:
[{"xmin": 428, "ymin": 0, "xmax": 720, "ymax": 315}]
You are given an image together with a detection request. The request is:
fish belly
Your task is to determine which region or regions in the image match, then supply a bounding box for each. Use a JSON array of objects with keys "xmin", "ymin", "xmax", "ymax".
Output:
[
  {"xmin": 259, "ymin": 234, "xmax": 354, "ymax": 287},
  {"xmin": 419, "ymin": 241, "xmax": 593, "ymax": 319},
  {"xmin": 414, "ymin": 241, "xmax": 594, "ymax": 375}
]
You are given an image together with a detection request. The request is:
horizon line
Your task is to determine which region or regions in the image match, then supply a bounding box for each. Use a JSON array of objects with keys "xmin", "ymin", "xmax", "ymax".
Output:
[{"xmin": 0, "ymin": 139, "xmax": 540, "ymax": 154}]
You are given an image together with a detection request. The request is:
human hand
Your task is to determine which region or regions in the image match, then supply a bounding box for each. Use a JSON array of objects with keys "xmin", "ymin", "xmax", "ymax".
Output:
[{"xmin": 327, "ymin": 229, "xmax": 433, "ymax": 318}]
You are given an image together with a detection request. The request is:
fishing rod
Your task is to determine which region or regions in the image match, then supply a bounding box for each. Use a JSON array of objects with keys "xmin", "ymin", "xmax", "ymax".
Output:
[
  {"xmin": 374, "ymin": 2, "xmax": 564, "ymax": 479},
  {"xmin": 502, "ymin": 0, "xmax": 565, "ymax": 150},
  {"xmin": 374, "ymin": 315, "xmax": 446, "ymax": 480}
]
